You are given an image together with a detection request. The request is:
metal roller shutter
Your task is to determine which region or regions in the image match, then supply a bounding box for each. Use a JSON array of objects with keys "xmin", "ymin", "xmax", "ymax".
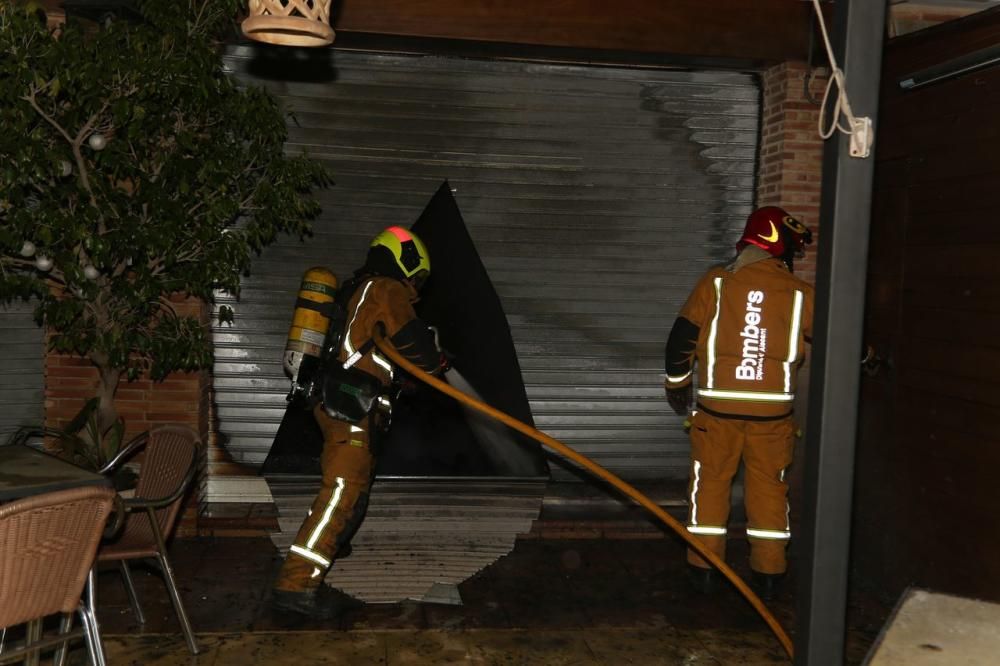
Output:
[
  {"xmin": 0, "ymin": 303, "xmax": 44, "ymax": 439},
  {"xmin": 214, "ymin": 47, "xmax": 760, "ymax": 482}
]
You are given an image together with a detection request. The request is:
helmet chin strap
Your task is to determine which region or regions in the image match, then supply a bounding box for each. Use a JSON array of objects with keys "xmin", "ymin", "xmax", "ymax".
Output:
[{"xmin": 780, "ymin": 244, "xmax": 801, "ymax": 272}]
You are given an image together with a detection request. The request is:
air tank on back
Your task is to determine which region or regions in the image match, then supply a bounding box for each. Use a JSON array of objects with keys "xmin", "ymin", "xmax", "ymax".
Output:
[{"xmin": 284, "ymin": 267, "xmax": 338, "ymax": 399}]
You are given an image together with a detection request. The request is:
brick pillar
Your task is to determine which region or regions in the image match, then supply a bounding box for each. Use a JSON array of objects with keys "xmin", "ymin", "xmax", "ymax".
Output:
[
  {"xmin": 44, "ymin": 295, "xmax": 211, "ymax": 536},
  {"xmin": 758, "ymin": 61, "xmax": 828, "ymax": 287},
  {"xmin": 757, "ymin": 61, "xmax": 828, "ymax": 549}
]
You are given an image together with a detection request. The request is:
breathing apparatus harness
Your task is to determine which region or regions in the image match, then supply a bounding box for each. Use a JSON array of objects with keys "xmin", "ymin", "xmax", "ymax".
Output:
[
  {"xmin": 283, "ymin": 226, "xmax": 433, "ymax": 427},
  {"xmin": 286, "ymin": 271, "xmax": 394, "ymax": 427}
]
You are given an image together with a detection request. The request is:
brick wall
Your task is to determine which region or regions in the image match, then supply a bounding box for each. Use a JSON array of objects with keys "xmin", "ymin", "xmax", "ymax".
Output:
[
  {"xmin": 758, "ymin": 61, "xmax": 828, "ymax": 287},
  {"xmin": 44, "ymin": 296, "xmax": 211, "ymax": 536},
  {"xmin": 44, "ymin": 362, "xmax": 209, "ymax": 445}
]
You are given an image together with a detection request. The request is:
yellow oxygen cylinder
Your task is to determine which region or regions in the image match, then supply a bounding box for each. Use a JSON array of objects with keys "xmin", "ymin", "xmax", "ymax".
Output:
[{"xmin": 283, "ymin": 267, "xmax": 338, "ymax": 381}]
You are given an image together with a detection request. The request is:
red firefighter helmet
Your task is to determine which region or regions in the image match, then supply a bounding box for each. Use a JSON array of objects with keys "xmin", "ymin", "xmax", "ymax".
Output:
[{"xmin": 737, "ymin": 206, "xmax": 812, "ymax": 258}]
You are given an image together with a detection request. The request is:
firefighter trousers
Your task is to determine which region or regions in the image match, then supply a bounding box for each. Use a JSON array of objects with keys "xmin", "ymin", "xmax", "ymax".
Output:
[
  {"xmin": 274, "ymin": 406, "xmax": 375, "ymax": 593},
  {"xmin": 685, "ymin": 410, "xmax": 795, "ymax": 575}
]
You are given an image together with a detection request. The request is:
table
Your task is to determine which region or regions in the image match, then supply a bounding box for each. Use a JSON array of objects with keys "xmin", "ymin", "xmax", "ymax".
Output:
[
  {"xmin": 0, "ymin": 444, "xmax": 110, "ymax": 501},
  {"xmin": 0, "ymin": 444, "xmax": 113, "ymax": 665}
]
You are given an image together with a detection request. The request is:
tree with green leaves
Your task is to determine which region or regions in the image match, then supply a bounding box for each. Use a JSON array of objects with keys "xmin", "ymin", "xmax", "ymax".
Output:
[{"xmin": 0, "ymin": 1, "xmax": 331, "ymax": 447}]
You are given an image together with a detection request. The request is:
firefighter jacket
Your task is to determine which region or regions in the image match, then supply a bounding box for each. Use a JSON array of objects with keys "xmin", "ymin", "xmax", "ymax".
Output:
[
  {"xmin": 664, "ymin": 256, "xmax": 814, "ymax": 419},
  {"xmin": 340, "ymin": 275, "xmax": 441, "ymax": 386}
]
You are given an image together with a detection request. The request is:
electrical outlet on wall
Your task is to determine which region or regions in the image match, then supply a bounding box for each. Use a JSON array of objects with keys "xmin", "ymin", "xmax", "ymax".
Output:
[{"xmin": 849, "ymin": 117, "xmax": 874, "ymax": 158}]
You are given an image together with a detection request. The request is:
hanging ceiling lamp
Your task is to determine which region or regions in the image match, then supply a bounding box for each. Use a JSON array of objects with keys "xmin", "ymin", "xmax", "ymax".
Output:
[{"xmin": 242, "ymin": 0, "xmax": 334, "ymax": 47}]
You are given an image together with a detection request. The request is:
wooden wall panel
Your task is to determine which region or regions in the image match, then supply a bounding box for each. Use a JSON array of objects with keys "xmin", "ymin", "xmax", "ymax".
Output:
[{"xmin": 853, "ymin": 7, "xmax": 1000, "ymax": 604}]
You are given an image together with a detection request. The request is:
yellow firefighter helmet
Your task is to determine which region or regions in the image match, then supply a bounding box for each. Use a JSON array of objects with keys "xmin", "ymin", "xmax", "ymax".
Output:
[{"xmin": 369, "ymin": 226, "xmax": 431, "ymax": 285}]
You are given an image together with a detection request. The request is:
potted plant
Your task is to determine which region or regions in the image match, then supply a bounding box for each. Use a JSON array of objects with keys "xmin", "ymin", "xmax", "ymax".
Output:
[
  {"xmin": 6, "ymin": 398, "xmax": 140, "ymax": 489},
  {"xmin": 0, "ymin": 1, "xmax": 331, "ymax": 466}
]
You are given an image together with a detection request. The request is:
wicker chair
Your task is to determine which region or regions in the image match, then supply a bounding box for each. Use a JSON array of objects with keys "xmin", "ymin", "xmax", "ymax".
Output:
[
  {"xmin": 0, "ymin": 485, "xmax": 117, "ymax": 666},
  {"xmin": 94, "ymin": 424, "xmax": 202, "ymax": 655}
]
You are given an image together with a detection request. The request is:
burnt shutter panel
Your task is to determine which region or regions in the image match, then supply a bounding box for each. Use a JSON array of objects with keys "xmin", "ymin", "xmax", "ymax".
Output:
[{"xmin": 215, "ymin": 49, "xmax": 759, "ymax": 482}]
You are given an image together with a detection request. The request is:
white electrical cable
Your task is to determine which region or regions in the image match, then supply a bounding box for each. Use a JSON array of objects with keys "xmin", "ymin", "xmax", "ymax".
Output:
[{"xmin": 811, "ymin": 0, "xmax": 860, "ymax": 139}]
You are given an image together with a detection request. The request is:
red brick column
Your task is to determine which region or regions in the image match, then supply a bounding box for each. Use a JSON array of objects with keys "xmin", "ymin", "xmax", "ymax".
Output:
[
  {"xmin": 757, "ymin": 61, "xmax": 828, "ymax": 546},
  {"xmin": 758, "ymin": 61, "xmax": 828, "ymax": 286}
]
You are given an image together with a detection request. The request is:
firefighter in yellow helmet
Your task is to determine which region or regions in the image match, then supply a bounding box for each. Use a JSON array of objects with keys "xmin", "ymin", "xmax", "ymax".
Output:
[
  {"xmin": 271, "ymin": 226, "xmax": 445, "ymax": 618},
  {"xmin": 663, "ymin": 206, "xmax": 814, "ymax": 600}
]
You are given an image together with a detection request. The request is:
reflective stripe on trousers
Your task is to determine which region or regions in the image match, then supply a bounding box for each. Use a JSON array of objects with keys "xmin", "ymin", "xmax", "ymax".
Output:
[
  {"xmin": 685, "ymin": 410, "xmax": 795, "ymax": 574},
  {"xmin": 274, "ymin": 411, "xmax": 376, "ymax": 593}
]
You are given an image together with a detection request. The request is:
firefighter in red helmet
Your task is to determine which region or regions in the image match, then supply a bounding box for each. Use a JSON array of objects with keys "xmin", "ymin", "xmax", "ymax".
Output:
[
  {"xmin": 737, "ymin": 206, "xmax": 813, "ymax": 272},
  {"xmin": 663, "ymin": 206, "xmax": 814, "ymax": 600},
  {"xmin": 271, "ymin": 226, "xmax": 445, "ymax": 619}
]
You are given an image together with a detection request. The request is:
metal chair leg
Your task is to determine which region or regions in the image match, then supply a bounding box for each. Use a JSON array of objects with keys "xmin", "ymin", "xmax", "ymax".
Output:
[
  {"xmin": 77, "ymin": 603, "xmax": 107, "ymax": 666},
  {"xmin": 24, "ymin": 619, "xmax": 41, "ymax": 666},
  {"xmin": 146, "ymin": 507, "xmax": 198, "ymax": 655},
  {"xmin": 119, "ymin": 561, "xmax": 146, "ymax": 624},
  {"xmin": 83, "ymin": 568, "xmax": 107, "ymax": 666},
  {"xmin": 53, "ymin": 613, "xmax": 73, "ymax": 666},
  {"xmin": 85, "ymin": 567, "xmax": 95, "ymax": 618},
  {"xmin": 155, "ymin": 551, "xmax": 199, "ymax": 655}
]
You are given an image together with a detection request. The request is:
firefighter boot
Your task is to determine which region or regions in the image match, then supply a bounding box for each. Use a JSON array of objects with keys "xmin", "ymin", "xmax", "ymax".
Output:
[
  {"xmin": 271, "ymin": 583, "xmax": 364, "ymax": 620},
  {"xmin": 751, "ymin": 571, "xmax": 786, "ymax": 601},
  {"xmin": 687, "ymin": 565, "xmax": 718, "ymax": 595}
]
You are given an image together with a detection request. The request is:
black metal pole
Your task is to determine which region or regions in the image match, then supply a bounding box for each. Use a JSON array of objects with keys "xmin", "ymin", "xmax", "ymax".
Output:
[{"xmin": 795, "ymin": 2, "xmax": 886, "ymax": 664}]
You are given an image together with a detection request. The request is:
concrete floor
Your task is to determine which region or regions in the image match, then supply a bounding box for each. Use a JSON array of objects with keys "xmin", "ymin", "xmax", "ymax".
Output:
[{"xmin": 66, "ymin": 536, "xmax": 887, "ymax": 665}]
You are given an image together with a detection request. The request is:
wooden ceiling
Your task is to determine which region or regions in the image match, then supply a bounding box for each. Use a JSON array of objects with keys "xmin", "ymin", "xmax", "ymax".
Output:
[
  {"xmin": 34, "ymin": 1, "xmax": 992, "ymax": 68},
  {"xmin": 37, "ymin": 0, "xmax": 826, "ymax": 68},
  {"xmin": 330, "ymin": 0, "xmax": 823, "ymax": 66}
]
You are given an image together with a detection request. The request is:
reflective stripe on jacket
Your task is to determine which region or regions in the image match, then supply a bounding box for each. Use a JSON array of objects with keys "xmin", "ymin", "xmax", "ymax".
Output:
[
  {"xmin": 666, "ymin": 257, "xmax": 814, "ymax": 418},
  {"xmin": 341, "ymin": 276, "xmax": 439, "ymax": 386}
]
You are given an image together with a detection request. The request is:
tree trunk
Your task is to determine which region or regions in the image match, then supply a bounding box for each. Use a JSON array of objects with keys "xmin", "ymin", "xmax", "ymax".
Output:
[{"xmin": 95, "ymin": 364, "xmax": 122, "ymax": 437}]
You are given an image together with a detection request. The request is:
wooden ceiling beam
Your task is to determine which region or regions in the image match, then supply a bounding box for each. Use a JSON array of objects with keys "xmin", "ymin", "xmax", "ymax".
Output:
[
  {"xmin": 36, "ymin": 0, "xmax": 831, "ymax": 67},
  {"xmin": 333, "ymin": 0, "xmax": 827, "ymax": 65}
]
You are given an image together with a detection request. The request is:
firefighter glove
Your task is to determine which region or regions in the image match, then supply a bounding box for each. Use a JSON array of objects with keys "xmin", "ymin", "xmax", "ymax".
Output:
[{"xmin": 665, "ymin": 384, "xmax": 692, "ymax": 416}]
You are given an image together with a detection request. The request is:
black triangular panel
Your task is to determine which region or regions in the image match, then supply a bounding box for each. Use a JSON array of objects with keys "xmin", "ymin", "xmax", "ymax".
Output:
[{"xmin": 262, "ymin": 183, "xmax": 549, "ymax": 478}]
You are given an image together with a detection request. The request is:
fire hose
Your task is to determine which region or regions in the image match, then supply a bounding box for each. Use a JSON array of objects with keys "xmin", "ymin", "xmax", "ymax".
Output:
[{"xmin": 374, "ymin": 331, "xmax": 794, "ymax": 659}]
